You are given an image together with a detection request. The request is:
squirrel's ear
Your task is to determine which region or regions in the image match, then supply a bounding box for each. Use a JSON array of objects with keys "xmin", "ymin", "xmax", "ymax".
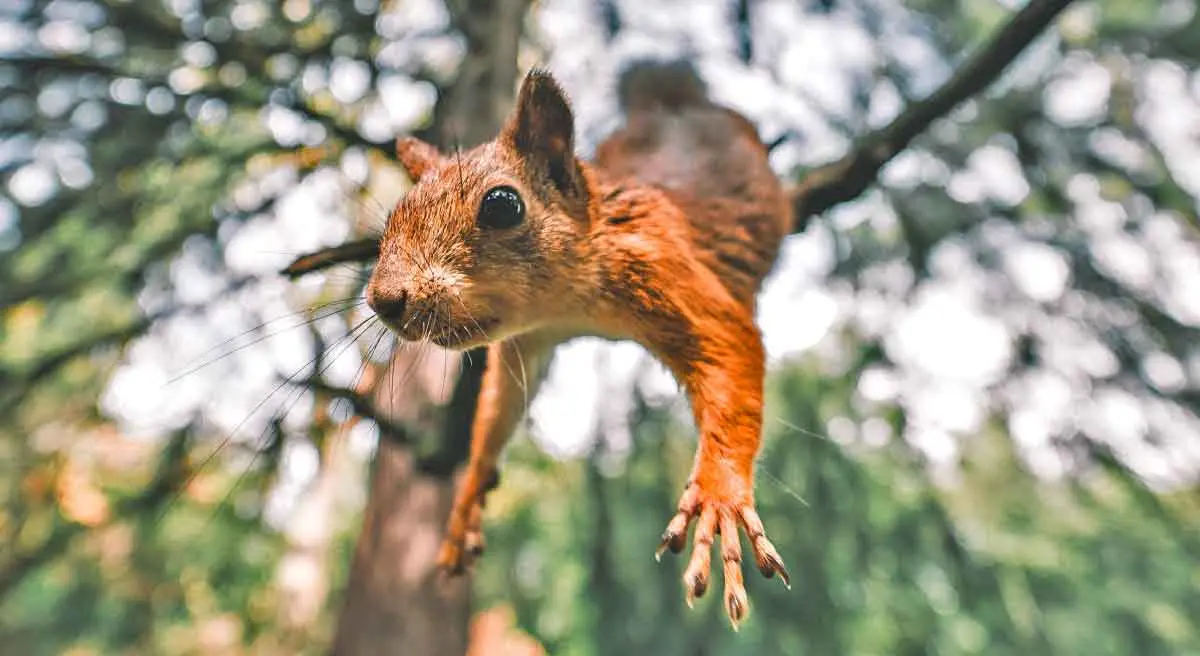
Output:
[
  {"xmin": 503, "ymin": 69, "xmax": 587, "ymax": 207},
  {"xmin": 395, "ymin": 136, "xmax": 441, "ymax": 181}
]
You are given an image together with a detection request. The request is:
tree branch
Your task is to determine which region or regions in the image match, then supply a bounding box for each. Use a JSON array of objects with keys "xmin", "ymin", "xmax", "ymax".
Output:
[
  {"xmin": 0, "ymin": 278, "xmax": 255, "ymax": 418},
  {"xmin": 280, "ymin": 0, "xmax": 1076, "ymax": 274},
  {"xmin": 301, "ymin": 378, "xmax": 416, "ymax": 447},
  {"xmin": 790, "ymin": 0, "xmax": 1076, "ymax": 231},
  {"xmin": 281, "ymin": 239, "xmax": 380, "ymax": 279}
]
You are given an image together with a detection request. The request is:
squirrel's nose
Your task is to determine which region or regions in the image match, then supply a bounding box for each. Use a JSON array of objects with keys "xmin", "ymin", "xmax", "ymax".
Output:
[{"xmin": 367, "ymin": 287, "xmax": 408, "ymax": 323}]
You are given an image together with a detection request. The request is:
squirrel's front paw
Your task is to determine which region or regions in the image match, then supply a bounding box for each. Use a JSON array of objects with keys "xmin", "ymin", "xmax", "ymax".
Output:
[
  {"xmin": 656, "ymin": 479, "xmax": 790, "ymax": 630},
  {"xmin": 437, "ymin": 468, "xmax": 500, "ymax": 575},
  {"xmin": 436, "ymin": 500, "xmax": 486, "ymax": 575}
]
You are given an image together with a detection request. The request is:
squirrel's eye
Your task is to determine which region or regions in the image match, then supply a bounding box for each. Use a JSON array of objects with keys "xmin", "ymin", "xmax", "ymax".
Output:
[{"xmin": 477, "ymin": 186, "xmax": 525, "ymax": 229}]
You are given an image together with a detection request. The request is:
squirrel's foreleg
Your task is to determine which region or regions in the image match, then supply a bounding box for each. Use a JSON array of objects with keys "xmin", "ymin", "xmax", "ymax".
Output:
[{"xmin": 437, "ymin": 331, "xmax": 557, "ymax": 574}]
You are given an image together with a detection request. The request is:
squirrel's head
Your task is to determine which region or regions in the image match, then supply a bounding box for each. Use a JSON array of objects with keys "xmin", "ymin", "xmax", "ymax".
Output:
[{"xmin": 366, "ymin": 69, "xmax": 591, "ymax": 350}]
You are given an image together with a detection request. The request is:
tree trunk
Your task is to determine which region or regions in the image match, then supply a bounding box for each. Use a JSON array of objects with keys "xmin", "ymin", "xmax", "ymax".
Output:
[
  {"xmin": 332, "ymin": 440, "xmax": 471, "ymax": 655},
  {"xmin": 331, "ymin": 1, "xmax": 528, "ymax": 654}
]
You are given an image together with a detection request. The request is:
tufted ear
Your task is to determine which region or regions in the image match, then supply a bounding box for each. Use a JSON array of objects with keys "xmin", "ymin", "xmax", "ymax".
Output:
[
  {"xmin": 395, "ymin": 136, "xmax": 441, "ymax": 181},
  {"xmin": 502, "ymin": 69, "xmax": 587, "ymax": 209}
]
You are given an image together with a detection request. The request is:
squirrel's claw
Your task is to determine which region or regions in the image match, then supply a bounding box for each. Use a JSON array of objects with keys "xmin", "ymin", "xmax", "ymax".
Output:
[
  {"xmin": 436, "ymin": 499, "xmax": 486, "ymax": 575},
  {"xmin": 656, "ymin": 483, "xmax": 698, "ymax": 560},
  {"xmin": 657, "ymin": 481, "xmax": 789, "ymax": 629},
  {"xmin": 741, "ymin": 506, "xmax": 790, "ymax": 588}
]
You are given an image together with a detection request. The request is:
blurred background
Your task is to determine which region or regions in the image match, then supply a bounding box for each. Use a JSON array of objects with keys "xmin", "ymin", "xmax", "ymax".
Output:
[{"xmin": 3, "ymin": 0, "xmax": 1200, "ymax": 654}]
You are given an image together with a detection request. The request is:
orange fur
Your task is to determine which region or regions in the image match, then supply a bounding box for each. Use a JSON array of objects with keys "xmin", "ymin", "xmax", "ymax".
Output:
[{"xmin": 367, "ymin": 62, "xmax": 793, "ymax": 628}]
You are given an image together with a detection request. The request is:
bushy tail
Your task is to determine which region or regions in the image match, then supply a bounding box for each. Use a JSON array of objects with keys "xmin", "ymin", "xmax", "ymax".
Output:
[{"xmin": 616, "ymin": 59, "xmax": 710, "ymax": 114}]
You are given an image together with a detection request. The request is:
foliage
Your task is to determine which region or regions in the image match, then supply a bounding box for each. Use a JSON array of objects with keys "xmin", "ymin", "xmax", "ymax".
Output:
[
  {"xmin": 476, "ymin": 364, "xmax": 1200, "ymax": 655},
  {"xmin": 1, "ymin": 0, "xmax": 1198, "ymax": 653}
]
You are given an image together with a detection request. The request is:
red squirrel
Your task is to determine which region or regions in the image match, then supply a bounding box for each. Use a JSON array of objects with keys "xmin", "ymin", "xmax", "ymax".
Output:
[{"xmin": 366, "ymin": 60, "xmax": 793, "ymax": 628}]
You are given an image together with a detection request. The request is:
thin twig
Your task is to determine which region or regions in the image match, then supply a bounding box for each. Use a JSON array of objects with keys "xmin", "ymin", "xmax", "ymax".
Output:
[
  {"xmin": 300, "ymin": 377, "xmax": 415, "ymax": 447},
  {"xmin": 790, "ymin": 0, "xmax": 1076, "ymax": 231},
  {"xmin": 281, "ymin": 239, "xmax": 381, "ymax": 279}
]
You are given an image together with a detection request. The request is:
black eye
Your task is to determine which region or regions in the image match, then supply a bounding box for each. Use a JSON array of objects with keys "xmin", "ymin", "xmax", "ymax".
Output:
[{"xmin": 477, "ymin": 185, "xmax": 525, "ymax": 229}]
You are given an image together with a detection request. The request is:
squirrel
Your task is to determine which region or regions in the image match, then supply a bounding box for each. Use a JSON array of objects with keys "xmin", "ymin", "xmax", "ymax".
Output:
[{"xmin": 366, "ymin": 60, "xmax": 793, "ymax": 629}]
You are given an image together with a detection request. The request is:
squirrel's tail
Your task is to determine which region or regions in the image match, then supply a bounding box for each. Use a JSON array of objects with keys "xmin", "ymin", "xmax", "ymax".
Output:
[{"xmin": 616, "ymin": 59, "xmax": 710, "ymax": 114}]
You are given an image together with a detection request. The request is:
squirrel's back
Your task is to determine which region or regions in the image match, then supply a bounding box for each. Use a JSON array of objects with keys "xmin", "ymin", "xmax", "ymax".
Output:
[
  {"xmin": 596, "ymin": 60, "xmax": 792, "ymax": 305},
  {"xmin": 617, "ymin": 60, "xmax": 710, "ymax": 114}
]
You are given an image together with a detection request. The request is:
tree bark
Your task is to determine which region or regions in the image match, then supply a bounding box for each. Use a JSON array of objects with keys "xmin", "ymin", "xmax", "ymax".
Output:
[
  {"xmin": 330, "ymin": 1, "xmax": 529, "ymax": 654},
  {"xmin": 332, "ymin": 438, "xmax": 471, "ymax": 656}
]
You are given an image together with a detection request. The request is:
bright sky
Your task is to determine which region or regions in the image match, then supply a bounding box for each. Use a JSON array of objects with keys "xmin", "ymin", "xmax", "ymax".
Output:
[{"xmin": 92, "ymin": 0, "xmax": 1200, "ymax": 518}]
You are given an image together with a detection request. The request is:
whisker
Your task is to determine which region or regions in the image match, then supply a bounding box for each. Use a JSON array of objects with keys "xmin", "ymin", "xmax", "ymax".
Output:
[
  {"xmin": 180, "ymin": 295, "xmax": 364, "ymax": 368},
  {"xmin": 354, "ymin": 324, "xmax": 391, "ymax": 395},
  {"xmin": 334, "ymin": 174, "xmax": 392, "ymax": 236},
  {"xmin": 450, "ymin": 297, "xmax": 529, "ymax": 412},
  {"xmin": 773, "ymin": 416, "xmax": 833, "ymax": 442},
  {"xmin": 760, "ymin": 416, "xmax": 827, "ymax": 508},
  {"xmin": 514, "ymin": 341, "xmax": 530, "ymax": 417},
  {"xmin": 387, "ymin": 340, "xmax": 432, "ymax": 404},
  {"xmin": 388, "ymin": 332, "xmax": 400, "ymax": 411},
  {"xmin": 197, "ymin": 316, "xmax": 384, "ymax": 530},
  {"xmin": 438, "ymin": 325, "xmax": 451, "ymax": 403},
  {"xmin": 454, "ymin": 142, "xmax": 466, "ymax": 205},
  {"xmin": 159, "ymin": 314, "xmax": 380, "ymax": 522},
  {"xmin": 168, "ymin": 298, "xmax": 368, "ymax": 384},
  {"xmin": 290, "ymin": 265, "xmax": 374, "ymax": 282},
  {"xmin": 325, "ymin": 322, "xmax": 393, "ymax": 477},
  {"xmin": 759, "ymin": 469, "xmax": 810, "ymax": 508}
]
